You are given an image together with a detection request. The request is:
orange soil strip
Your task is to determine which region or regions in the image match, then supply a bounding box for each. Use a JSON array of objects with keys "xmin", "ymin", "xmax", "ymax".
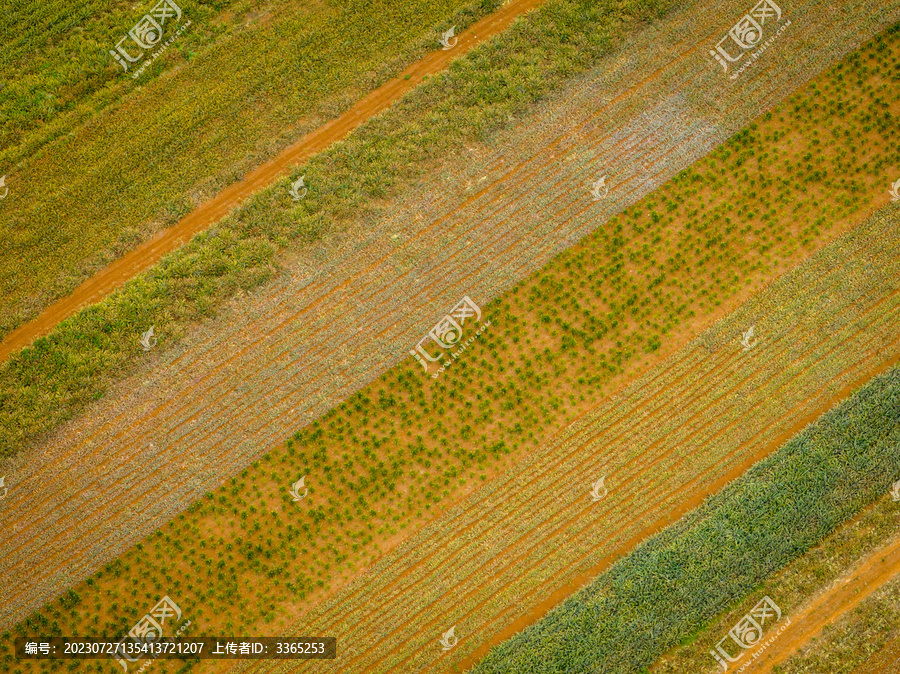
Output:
[
  {"xmin": 742, "ymin": 532, "xmax": 900, "ymax": 674},
  {"xmin": 455, "ymin": 339, "xmax": 900, "ymax": 671},
  {"xmin": 0, "ymin": 0, "xmax": 547, "ymax": 364}
]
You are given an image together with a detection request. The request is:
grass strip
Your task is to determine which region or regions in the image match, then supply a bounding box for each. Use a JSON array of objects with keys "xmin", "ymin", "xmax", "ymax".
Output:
[
  {"xmin": 0, "ymin": 0, "xmax": 683, "ymax": 457},
  {"xmin": 471, "ymin": 364, "xmax": 900, "ymax": 674}
]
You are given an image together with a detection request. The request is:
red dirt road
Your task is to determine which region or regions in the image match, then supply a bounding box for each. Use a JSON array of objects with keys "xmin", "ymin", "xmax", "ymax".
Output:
[
  {"xmin": 2, "ymin": 0, "xmax": 897, "ymax": 643},
  {"xmin": 743, "ymin": 531, "xmax": 900, "ymax": 673},
  {"xmin": 0, "ymin": 0, "xmax": 547, "ymax": 363}
]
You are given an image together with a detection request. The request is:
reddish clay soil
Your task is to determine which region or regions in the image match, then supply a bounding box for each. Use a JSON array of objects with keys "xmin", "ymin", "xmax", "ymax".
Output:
[
  {"xmin": 0, "ymin": 0, "xmax": 548, "ymax": 364},
  {"xmin": 745, "ymin": 532, "xmax": 900, "ymax": 673}
]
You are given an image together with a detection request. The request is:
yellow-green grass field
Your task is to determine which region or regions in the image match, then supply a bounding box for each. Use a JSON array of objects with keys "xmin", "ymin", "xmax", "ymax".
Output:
[
  {"xmin": 3, "ymin": 20, "xmax": 899, "ymax": 672},
  {"xmin": 0, "ymin": 0, "xmax": 504, "ymax": 337}
]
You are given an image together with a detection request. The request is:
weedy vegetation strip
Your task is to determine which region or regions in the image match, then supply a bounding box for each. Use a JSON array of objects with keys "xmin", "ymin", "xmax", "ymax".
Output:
[
  {"xmin": 0, "ymin": 0, "xmax": 506, "ymax": 338},
  {"xmin": 470, "ymin": 365, "xmax": 900, "ymax": 674},
  {"xmin": 3, "ymin": 11, "xmax": 899, "ymax": 655},
  {"xmin": 0, "ymin": 0, "xmax": 684, "ymax": 458}
]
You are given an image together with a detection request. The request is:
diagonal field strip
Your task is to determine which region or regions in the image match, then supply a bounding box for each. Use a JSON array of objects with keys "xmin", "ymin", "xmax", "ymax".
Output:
[
  {"xmin": 1, "ymin": 0, "xmax": 897, "ymax": 632},
  {"xmin": 0, "ymin": 0, "xmax": 548, "ymax": 363},
  {"xmin": 238, "ymin": 207, "xmax": 900, "ymax": 674},
  {"xmin": 747, "ymin": 534, "xmax": 900, "ymax": 674}
]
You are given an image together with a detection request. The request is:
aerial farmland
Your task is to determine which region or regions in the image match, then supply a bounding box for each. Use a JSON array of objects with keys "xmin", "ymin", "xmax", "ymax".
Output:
[{"xmin": 1, "ymin": 0, "xmax": 899, "ymax": 673}]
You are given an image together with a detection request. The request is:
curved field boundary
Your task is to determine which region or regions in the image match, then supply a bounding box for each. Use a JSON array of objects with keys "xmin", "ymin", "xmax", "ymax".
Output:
[
  {"xmin": 231, "ymin": 204, "xmax": 900, "ymax": 674},
  {"xmin": 0, "ymin": 0, "xmax": 547, "ymax": 364},
  {"xmin": 0, "ymin": 0, "xmax": 896, "ymax": 632}
]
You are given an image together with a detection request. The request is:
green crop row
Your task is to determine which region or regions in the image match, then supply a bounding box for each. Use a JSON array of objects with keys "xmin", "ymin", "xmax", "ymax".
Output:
[
  {"xmin": 2, "ymin": 10, "xmax": 897, "ymax": 671},
  {"xmin": 0, "ymin": 0, "xmax": 686, "ymax": 457},
  {"xmin": 0, "ymin": 0, "xmax": 504, "ymax": 336},
  {"xmin": 471, "ymin": 363, "xmax": 900, "ymax": 674}
]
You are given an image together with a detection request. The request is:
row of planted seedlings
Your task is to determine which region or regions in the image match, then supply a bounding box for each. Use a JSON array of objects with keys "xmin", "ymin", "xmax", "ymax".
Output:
[
  {"xmin": 9, "ymin": 23, "xmax": 900, "ymax": 670},
  {"xmin": 279, "ymin": 206, "xmax": 900, "ymax": 672}
]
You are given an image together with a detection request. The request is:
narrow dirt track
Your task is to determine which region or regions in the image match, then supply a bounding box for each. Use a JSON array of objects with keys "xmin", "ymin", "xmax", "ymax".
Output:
[
  {"xmin": 0, "ymin": 0, "xmax": 547, "ymax": 364},
  {"xmin": 1, "ymin": 0, "xmax": 896, "ymax": 640},
  {"xmin": 744, "ymin": 532, "xmax": 900, "ymax": 674}
]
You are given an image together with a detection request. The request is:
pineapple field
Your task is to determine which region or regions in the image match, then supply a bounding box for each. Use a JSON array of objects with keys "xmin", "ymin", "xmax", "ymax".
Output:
[{"xmin": 1, "ymin": 0, "xmax": 899, "ymax": 672}]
